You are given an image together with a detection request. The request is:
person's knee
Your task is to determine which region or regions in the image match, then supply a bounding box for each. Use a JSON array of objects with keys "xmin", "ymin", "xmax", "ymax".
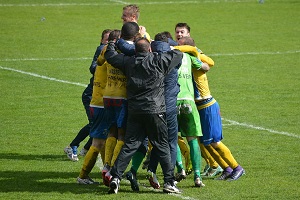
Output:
[
  {"xmin": 210, "ymin": 141, "xmax": 220, "ymax": 148},
  {"xmin": 108, "ymin": 125, "xmax": 118, "ymax": 137},
  {"xmin": 186, "ymin": 136, "xmax": 197, "ymax": 142},
  {"xmin": 117, "ymin": 128, "xmax": 125, "ymax": 141},
  {"xmin": 92, "ymin": 138, "xmax": 105, "ymax": 149}
]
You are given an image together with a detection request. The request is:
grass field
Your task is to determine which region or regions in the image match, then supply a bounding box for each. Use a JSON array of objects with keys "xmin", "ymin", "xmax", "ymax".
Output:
[{"xmin": 1, "ymin": 0, "xmax": 300, "ymax": 199}]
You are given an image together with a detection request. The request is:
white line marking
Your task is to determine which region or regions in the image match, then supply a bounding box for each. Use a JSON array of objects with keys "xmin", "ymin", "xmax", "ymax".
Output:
[
  {"xmin": 0, "ymin": 58, "xmax": 90, "ymax": 62},
  {"xmin": 108, "ymin": 0, "xmax": 255, "ymax": 5},
  {"xmin": 1, "ymin": 65, "xmax": 298, "ymax": 138},
  {"xmin": 223, "ymin": 118, "xmax": 300, "ymax": 138},
  {"xmin": 109, "ymin": 0, "xmax": 128, "ymax": 5},
  {"xmin": 210, "ymin": 50, "xmax": 300, "ymax": 57},
  {"xmin": 0, "ymin": 0, "xmax": 260, "ymax": 7},
  {"xmin": 0, "ymin": 66, "xmax": 87, "ymax": 87},
  {"xmin": 1, "ymin": 50, "xmax": 299, "ymax": 62},
  {"xmin": 168, "ymin": 193, "xmax": 198, "ymax": 200},
  {"xmin": 0, "ymin": 3, "xmax": 110, "ymax": 7}
]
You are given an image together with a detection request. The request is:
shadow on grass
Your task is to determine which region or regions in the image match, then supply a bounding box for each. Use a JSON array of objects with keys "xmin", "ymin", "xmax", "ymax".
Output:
[
  {"xmin": 0, "ymin": 153, "xmax": 69, "ymax": 161},
  {"xmin": 0, "ymin": 153, "xmax": 160, "ymax": 194},
  {"xmin": 0, "ymin": 170, "xmax": 156, "ymax": 194},
  {"xmin": 0, "ymin": 171, "xmax": 153, "ymax": 195},
  {"xmin": 0, "ymin": 170, "xmax": 103, "ymax": 194},
  {"xmin": 0, "ymin": 170, "xmax": 158, "ymax": 195}
]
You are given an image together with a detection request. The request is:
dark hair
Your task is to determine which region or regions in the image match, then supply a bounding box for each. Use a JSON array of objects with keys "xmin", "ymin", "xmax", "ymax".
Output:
[
  {"xmin": 154, "ymin": 32, "xmax": 168, "ymax": 42},
  {"xmin": 101, "ymin": 29, "xmax": 112, "ymax": 40},
  {"xmin": 162, "ymin": 31, "xmax": 173, "ymax": 40},
  {"xmin": 135, "ymin": 37, "xmax": 150, "ymax": 53},
  {"xmin": 108, "ymin": 29, "xmax": 121, "ymax": 41},
  {"xmin": 175, "ymin": 22, "xmax": 191, "ymax": 32},
  {"xmin": 121, "ymin": 22, "xmax": 140, "ymax": 40},
  {"xmin": 179, "ymin": 36, "xmax": 195, "ymax": 46}
]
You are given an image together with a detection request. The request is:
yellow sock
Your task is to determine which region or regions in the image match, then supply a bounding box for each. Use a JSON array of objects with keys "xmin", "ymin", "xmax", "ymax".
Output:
[
  {"xmin": 105, "ymin": 137, "xmax": 117, "ymax": 166},
  {"xmin": 178, "ymin": 135, "xmax": 192, "ymax": 169},
  {"xmin": 199, "ymin": 142, "xmax": 209, "ymax": 164},
  {"xmin": 111, "ymin": 140, "xmax": 124, "ymax": 166},
  {"xmin": 205, "ymin": 144, "xmax": 229, "ymax": 169},
  {"xmin": 178, "ymin": 136, "xmax": 191, "ymax": 169},
  {"xmin": 79, "ymin": 146, "xmax": 100, "ymax": 178},
  {"xmin": 99, "ymin": 142, "xmax": 106, "ymax": 165},
  {"xmin": 199, "ymin": 143, "xmax": 219, "ymax": 168},
  {"xmin": 148, "ymin": 141, "xmax": 153, "ymax": 152},
  {"xmin": 214, "ymin": 142, "xmax": 239, "ymax": 169}
]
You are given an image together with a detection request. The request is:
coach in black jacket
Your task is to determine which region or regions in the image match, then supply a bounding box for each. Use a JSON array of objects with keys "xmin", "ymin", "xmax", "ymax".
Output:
[{"xmin": 104, "ymin": 37, "xmax": 183, "ymax": 194}]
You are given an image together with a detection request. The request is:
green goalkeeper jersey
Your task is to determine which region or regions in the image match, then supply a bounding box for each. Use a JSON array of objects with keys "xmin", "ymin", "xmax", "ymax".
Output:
[{"xmin": 177, "ymin": 53, "xmax": 203, "ymax": 100}]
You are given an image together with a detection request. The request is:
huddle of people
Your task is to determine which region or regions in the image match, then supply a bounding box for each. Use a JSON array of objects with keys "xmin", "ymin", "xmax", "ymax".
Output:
[{"xmin": 64, "ymin": 4, "xmax": 245, "ymax": 195}]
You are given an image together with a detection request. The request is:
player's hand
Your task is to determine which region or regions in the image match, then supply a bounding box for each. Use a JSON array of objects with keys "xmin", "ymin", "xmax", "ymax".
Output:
[
  {"xmin": 201, "ymin": 63, "xmax": 210, "ymax": 72},
  {"xmin": 139, "ymin": 26, "xmax": 146, "ymax": 35}
]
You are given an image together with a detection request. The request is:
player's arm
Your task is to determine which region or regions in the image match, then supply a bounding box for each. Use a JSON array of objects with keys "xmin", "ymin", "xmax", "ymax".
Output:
[
  {"xmin": 139, "ymin": 26, "xmax": 151, "ymax": 42},
  {"xmin": 115, "ymin": 38, "xmax": 135, "ymax": 56},
  {"xmin": 104, "ymin": 42, "xmax": 127, "ymax": 73},
  {"xmin": 190, "ymin": 54, "xmax": 210, "ymax": 72},
  {"xmin": 174, "ymin": 45, "xmax": 215, "ymax": 67},
  {"xmin": 198, "ymin": 53, "xmax": 214, "ymax": 67},
  {"xmin": 89, "ymin": 45, "xmax": 103, "ymax": 74},
  {"xmin": 160, "ymin": 49, "xmax": 183, "ymax": 74},
  {"xmin": 97, "ymin": 45, "xmax": 107, "ymax": 66}
]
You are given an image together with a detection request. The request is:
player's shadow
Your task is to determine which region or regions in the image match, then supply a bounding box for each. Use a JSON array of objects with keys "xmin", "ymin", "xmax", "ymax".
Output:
[
  {"xmin": 0, "ymin": 170, "xmax": 111, "ymax": 194},
  {"xmin": 0, "ymin": 153, "xmax": 106, "ymax": 194},
  {"xmin": 0, "ymin": 153, "xmax": 68, "ymax": 161},
  {"xmin": 0, "ymin": 153, "xmax": 158, "ymax": 194},
  {"xmin": 0, "ymin": 170, "xmax": 159, "ymax": 194}
]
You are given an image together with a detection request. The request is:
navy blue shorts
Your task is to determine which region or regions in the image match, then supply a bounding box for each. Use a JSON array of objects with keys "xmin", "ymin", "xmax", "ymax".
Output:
[
  {"xmin": 103, "ymin": 98, "xmax": 127, "ymax": 129},
  {"xmin": 89, "ymin": 106, "xmax": 110, "ymax": 139}
]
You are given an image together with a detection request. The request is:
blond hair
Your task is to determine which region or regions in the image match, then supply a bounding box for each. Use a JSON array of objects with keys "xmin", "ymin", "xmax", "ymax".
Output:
[{"xmin": 123, "ymin": 4, "xmax": 140, "ymax": 20}]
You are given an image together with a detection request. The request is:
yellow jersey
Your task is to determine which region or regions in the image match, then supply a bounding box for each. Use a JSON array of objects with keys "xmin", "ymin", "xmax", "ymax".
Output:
[{"xmin": 174, "ymin": 45, "xmax": 215, "ymax": 100}]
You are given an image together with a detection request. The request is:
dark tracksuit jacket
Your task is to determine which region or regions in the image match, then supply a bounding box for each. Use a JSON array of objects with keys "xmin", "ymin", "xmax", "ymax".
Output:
[{"xmin": 104, "ymin": 41, "xmax": 183, "ymax": 184}]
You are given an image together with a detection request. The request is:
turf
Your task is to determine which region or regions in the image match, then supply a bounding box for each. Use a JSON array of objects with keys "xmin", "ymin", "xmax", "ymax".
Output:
[{"xmin": 0, "ymin": 0, "xmax": 300, "ymax": 199}]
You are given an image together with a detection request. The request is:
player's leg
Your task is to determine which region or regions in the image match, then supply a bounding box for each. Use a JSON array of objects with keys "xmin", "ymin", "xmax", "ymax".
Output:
[
  {"xmin": 125, "ymin": 138, "xmax": 148, "ymax": 191},
  {"xmin": 178, "ymin": 136, "xmax": 192, "ymax": 174},
  {"xmin": 78, "ymin": 140, "xmax": 104, "ymax": 184},
  {"xmin": 67, "ymin": 86, "xmax": 93, "ymax": 160},
  {"xmin": 78, "ymin": 107, "xmax": 108, "ymax": 184},
  {"xmin": 111, "ymin": 99, "xmax": 127, "ymax": 166},
  {"xmin": 199, "ymin": 141, "xmax": 222, "ymax": 176},
  {"xmin": 211, "ymin": 142, "xmax": 245, "ymax": 181},
  {"xmin": 104, "ymin": 125, "xmax": 117, "ymax": 167},
  {"xmin": 175, "ymin": 143, "xmax": 186, "ymax": 182},
  {"xmin": 108, "ymin": 113, "xmax": 145, "ymax": 193}
]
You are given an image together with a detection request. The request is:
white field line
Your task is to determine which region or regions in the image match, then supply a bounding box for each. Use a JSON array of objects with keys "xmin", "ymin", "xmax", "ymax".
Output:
[
  {"xmin": 222, "ymin": 119, "xmax": 300, "ymax": 139},
  {"xmin": 210, "ymin": 50, "xmax": 300, "ymax": 57},
  {"xmin": 0, "ymin": 66, "xmax": 87, "ymax": 87},
  {"xmin": 109, "ymin": 0, "xmax": 254, "ymax": 5},
  {"xmin": 0, "ymin": 57, "xmax": 91, "ymax": 62},
  {"xmin": 0, "ymin": 0, "xmax": 255, "ymax": 7},
  {"xmin": 1, "ymin": 65, "xmax": 298, "ymax": 139},
  {"xmin": 1, "ymin": 50, "xmax": 299, "ymax": 62}
]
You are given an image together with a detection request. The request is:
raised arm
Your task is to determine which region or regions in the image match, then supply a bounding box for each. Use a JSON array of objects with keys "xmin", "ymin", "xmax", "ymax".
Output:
[
  {"xmin": 160, "ymin": 49, "xmax": 183, "ymax": 74},
  {"xmin": 115, "ymin": 38, "xmax": 135, "ymax": 56},
  {"xmin": 174, "ymin": 45, "xmax": 214, "ymax": 67},
  {"xmin": 104, "ymin": 42, "xmax": 127, "ymax": 73},
  {"xmin": 89, "ymin": 45, "xmax": 104, "ymax": 74},
  {"xmin": 190, "ymin": 55, "xmax": 210, "ymax": 72}
]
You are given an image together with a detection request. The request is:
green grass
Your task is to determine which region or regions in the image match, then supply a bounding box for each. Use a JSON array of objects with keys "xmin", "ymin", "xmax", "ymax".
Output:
[{"xmin": 1, "ymin": 0, "xmax": 300, "ymax": 199}]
